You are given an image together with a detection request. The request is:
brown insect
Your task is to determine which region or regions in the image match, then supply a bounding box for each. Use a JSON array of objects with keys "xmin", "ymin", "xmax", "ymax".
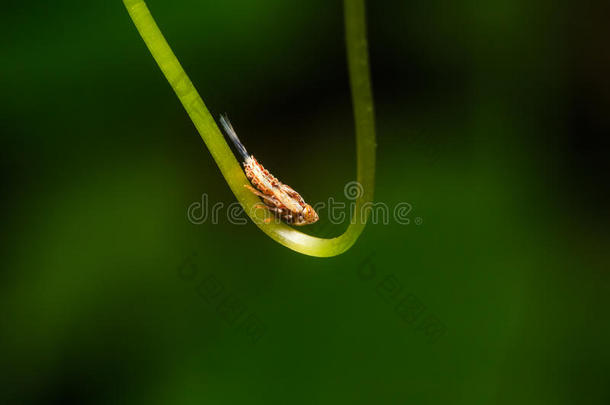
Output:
[{"xmin": 219, "ymin": 114, "xmax": 319, "ymax": 226}]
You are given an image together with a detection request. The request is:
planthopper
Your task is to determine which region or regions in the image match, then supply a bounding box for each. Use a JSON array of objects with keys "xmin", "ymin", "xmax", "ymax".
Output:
[{"xmin": 219, "ymin": 114, "xmax": 319, "ymax": 226}]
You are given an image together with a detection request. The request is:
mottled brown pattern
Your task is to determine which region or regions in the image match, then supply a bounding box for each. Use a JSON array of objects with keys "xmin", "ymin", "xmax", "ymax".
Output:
[
  {"xmin": 219, "ymin": 114, "xmax": 318, "ymax": 225},
  {"xmin": 243, "ymin": 157, "xmax": 318, "ymax": 226}
]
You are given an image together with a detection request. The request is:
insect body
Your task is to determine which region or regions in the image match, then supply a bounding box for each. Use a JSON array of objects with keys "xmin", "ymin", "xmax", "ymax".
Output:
[{"xmin": 220, "ymin": 114, "xmax": 319, "ymax": 226}]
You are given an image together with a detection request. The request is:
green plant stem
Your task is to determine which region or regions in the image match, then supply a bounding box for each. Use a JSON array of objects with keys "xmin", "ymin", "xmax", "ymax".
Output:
[{"xmin": 123, "ymin": 0, "xmax": 376, "ymax": 257}]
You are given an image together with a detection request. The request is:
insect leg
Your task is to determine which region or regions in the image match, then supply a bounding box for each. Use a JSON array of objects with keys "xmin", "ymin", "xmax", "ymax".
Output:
[
  {"xmin": 252, "ymin": 201, "xmax": 285, "ymax": 224},
  {"xmin": 261, "ymin": 205, "xmax": 286, "ymax": 224},
  {"xmin": 244, "ymin": 184, "xmax": 278, "ymax": 205}
]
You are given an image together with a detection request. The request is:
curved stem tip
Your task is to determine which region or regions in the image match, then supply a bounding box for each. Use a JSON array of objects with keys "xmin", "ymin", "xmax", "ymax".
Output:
[{"xmin": 123, "ymin": 0, "xmax": 376, "ymax": 257}]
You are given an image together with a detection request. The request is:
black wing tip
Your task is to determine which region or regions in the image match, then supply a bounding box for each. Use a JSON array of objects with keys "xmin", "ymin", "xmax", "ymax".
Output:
[
  {"xmin": 218, "ymin": 113, "xmax": 249, "ymax": 160},
  {"xmin": 219, "ymin": 113, "xmax": 228, "ymax": 126}
]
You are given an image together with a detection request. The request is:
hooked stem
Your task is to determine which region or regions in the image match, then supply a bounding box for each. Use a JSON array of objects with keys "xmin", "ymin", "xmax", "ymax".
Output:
[{"xmin": 122, "ymin": 0, "xmax": 376, "ymax": 257}]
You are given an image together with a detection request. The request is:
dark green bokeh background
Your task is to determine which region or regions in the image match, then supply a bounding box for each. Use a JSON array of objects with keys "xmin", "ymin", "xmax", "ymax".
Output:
[{"xmin": 2, "ymin": 0, "xmax": 609, "ymax": 403}]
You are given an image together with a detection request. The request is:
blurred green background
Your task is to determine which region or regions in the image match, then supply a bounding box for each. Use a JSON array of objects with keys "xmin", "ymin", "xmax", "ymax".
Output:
[{"xmin": 2, "ymin": 0, "xmax": 609, "ymax": 404}]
